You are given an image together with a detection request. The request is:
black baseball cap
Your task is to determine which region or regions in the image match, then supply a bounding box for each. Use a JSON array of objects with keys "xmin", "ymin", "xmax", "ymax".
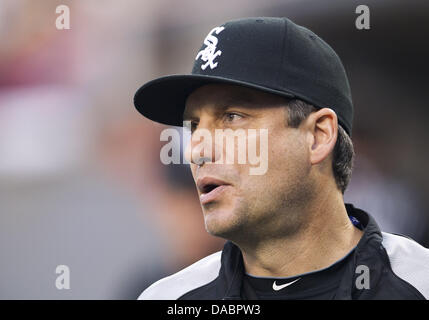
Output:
[{"xmin": 134, "ymin": 17, "xmax": 353, "ymax": 136}]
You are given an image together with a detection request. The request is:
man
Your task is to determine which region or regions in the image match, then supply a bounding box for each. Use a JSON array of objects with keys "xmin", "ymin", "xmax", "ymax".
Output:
[{"xmin": 133, "ymin": 17, "xmax": 429, "ymax": 299}]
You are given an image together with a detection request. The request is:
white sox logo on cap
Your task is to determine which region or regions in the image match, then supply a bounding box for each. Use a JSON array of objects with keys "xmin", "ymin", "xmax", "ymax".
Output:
[{"xmin": 195, "ymin": 26, "xmax": 225, "ymax": 70}]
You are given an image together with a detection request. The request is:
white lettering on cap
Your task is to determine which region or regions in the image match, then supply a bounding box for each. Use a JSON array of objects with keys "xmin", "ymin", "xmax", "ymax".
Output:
[{"xmin": 195, "ymin": 26, "xmax": 225, "ymax": 70}]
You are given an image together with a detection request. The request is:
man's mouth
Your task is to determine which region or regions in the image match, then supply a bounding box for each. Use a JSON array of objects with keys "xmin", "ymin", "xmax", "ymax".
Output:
[{"xmin": 197, "ymin": 177, "xmax": 231, "ymax": 205}]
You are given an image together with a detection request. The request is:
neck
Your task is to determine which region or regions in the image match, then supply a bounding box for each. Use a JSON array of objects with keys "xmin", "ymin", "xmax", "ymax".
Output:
[{"xmin": 239, "ymin": 190, "xmax": 363, "ymax": 278}]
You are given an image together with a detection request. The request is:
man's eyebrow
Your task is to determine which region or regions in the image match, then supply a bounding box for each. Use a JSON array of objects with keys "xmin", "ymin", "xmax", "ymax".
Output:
[
  {"xmin": 222, "ymin": 93, "xmax": 258, "ymax": 107},
  {"xmin": 182, "ymin": 91, "xmax": 261, "ymax": 120},
  {"xmin": 182, "ymin": 108, "xmax": 195, "ymax": 121}
]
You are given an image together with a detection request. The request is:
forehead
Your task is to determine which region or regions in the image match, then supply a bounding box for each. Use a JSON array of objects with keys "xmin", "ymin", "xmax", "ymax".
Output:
[{"xmin": 184, "ymin": 84, "xmax": 287, "ymax": 117}]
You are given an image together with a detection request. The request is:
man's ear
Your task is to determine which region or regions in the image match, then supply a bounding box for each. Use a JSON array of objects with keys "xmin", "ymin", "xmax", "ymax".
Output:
[{"xmin": 305, "ymin": 108, "xmax": 338, "ymax": 165}]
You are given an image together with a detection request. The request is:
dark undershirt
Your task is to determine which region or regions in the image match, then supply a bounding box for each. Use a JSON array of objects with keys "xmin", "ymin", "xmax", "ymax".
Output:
[{"xmin": 241, "ymin": 217, "xmax": 362, "ymax": 300}]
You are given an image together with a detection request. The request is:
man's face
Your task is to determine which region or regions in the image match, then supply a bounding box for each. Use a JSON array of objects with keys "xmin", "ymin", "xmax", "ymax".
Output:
[{"xmin": 184, "ymin": 84, "xmax": 314, "ymax": 243}]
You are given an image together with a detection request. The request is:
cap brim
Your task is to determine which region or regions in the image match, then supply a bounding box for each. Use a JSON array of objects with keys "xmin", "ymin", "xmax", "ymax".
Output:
[{"xmin": 134, "ymin": 74, "xmax": 295, "ymax": 127}]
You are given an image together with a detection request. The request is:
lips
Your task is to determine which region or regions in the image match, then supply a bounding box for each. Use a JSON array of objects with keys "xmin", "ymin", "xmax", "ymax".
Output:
[{"xmin": 196, "ymin": 177, "xmax": 231, "ymax": 205}]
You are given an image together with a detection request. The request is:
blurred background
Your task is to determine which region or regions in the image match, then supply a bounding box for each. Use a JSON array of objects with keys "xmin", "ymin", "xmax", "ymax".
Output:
[{"xmin": 0, "ymin": 0, "xmax": 428, "ymax": 299}]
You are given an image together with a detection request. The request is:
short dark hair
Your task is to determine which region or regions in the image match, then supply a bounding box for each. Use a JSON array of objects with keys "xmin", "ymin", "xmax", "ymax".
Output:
[{"xmin": 285, "ymin": 99, "xmax": 354, "ymax": 194}]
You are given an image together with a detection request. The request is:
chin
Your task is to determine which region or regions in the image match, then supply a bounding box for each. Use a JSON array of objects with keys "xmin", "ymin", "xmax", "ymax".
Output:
[{"xmin": 203, "ymin": 207, "xmax": 245, "ymax": 239}]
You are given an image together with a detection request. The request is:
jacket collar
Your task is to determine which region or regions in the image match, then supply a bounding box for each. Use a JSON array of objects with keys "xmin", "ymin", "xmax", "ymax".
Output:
[{"xmin": 217, "ymin": 203, "xmax": 384, "ymax": 299}]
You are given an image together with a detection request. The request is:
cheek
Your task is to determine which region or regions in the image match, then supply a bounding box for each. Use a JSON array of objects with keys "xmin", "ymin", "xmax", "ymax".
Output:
[{"xmin": 268, "ymin": 133, "xmax": 309, "ymax": 177}]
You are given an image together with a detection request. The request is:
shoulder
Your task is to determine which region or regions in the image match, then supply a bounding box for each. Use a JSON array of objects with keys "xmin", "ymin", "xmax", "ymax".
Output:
[
  {"xmin": 137, "ymin": 250, "xmax": 222, "ymax": 300},
  {"xmin": 381, "ymin": 232, "xmax": 429, "ymax": 299}
]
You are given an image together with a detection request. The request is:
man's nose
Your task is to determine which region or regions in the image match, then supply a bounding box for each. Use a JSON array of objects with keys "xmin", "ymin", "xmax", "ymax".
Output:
[{"xmin": 184, "ymin": 127, "xmax": 220, "ymax": 166}]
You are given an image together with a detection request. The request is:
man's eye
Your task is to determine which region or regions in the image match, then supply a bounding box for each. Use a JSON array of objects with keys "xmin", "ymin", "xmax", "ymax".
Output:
[
  {"xmin": 190, "ymin": 121, "xmax": 198, "ymax": 132},
  {"xmin": 224, "ymin": 113, "xmax": 243, "ymax": 122}
]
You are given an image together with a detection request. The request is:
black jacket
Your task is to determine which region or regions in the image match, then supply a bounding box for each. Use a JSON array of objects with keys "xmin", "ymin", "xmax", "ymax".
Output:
[{"xmin": 139, "ymin": 204, "xmax": 429, "ymax": 300}]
